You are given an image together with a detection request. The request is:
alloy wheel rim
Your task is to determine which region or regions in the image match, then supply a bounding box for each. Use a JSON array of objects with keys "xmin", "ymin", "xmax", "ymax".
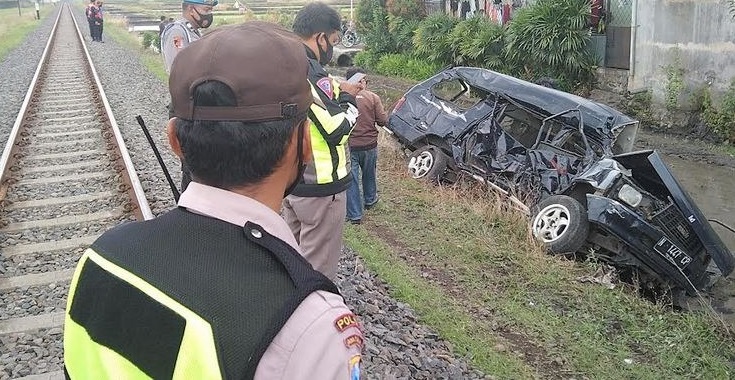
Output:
[
  {"xmin": 532, "ymin": 204, "xmax": 571, "ymax": 243},
  {"xmin": 408, "ymin": 151, "xmax": 434, "ymax": 178}
]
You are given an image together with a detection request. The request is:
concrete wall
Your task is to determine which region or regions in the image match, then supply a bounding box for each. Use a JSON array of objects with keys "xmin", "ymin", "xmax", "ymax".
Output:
[{"xmin": 629, "ymin": 0, "xmax": 735, "ymax": 110}]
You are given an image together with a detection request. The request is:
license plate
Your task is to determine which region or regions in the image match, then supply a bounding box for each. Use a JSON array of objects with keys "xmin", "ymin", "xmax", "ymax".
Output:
[{"xmin": 653, "ymin": 237, "xmax": 693, "ymax": 270}]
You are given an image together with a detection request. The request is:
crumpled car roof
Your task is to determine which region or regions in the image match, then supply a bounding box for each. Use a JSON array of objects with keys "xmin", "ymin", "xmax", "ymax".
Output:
[{"xmin": 451, "ymin": 67, "xmax": 637, "ymax": 133}]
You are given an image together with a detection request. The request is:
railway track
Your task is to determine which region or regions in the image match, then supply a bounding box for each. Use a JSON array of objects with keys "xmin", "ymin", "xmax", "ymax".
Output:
[{"xmin": 0, "ymin": 4, "xmax": 151, "ymax": 379}]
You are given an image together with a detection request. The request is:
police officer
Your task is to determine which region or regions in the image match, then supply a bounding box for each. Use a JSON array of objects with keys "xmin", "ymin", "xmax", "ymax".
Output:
[
  {"xmin": 161, "ymin": 0, "xmax": 217, "ymax": 74},
  {"xmin": 64, "ymin": 22, "xmax": 363, "ymax": 379},
  {"xmin": 282, "ymin": 2, "xmax": 363, "ymax": 280},
  {"xmin": 85, "ymin": 0, "xmax": 96, "ymax": 40},
  {"xmin": 161, "ymin": 0, "xmax": 217, "ymax": 191}
]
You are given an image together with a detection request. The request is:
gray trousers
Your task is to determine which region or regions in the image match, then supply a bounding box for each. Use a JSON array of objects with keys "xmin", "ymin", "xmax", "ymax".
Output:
[{"xmin": 282, "ymin": 191, "xmax": 347, "ymax": 280}]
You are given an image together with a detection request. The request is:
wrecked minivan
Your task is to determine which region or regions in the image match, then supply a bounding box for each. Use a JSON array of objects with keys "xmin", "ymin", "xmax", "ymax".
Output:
[{"xmin": 385, "ymin": 67, "xmax": 735, "ymax": 295}]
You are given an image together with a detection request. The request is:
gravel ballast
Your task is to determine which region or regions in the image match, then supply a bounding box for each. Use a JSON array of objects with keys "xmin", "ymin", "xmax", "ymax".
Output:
[{"xmin": 0, "ymin": 6, "xmax": 490, "ymax": 379}]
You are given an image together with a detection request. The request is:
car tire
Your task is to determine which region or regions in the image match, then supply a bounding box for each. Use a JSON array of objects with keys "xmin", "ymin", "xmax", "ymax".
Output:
[
  {"xmin": 407, "ymin": 146, "xmax": 449, "ymax": 183},
  {"xmin": 531, "ymin": 195, "xmax": 589, "ymax": 254}
]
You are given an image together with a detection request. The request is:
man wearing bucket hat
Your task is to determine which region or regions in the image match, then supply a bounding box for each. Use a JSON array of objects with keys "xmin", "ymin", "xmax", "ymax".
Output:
[
  {"xmin": 161, "ymin": 0, "xmax": 217, "ymax": 74},
  {"xmin": 63, "ymin": 22, "xmax": 363, "ymax": 379}
]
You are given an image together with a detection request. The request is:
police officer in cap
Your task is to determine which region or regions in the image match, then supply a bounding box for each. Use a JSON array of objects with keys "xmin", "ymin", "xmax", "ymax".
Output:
[
  {"xmin": 64, "ymin": 22, "xmax": 364, "ymax": 379},
  {"xmin": 161, "ymin": 0, "xmax": 217, "ymax": 74},
  {"xmin": 162, "ymin": 0, "xmax": 217, "ymax": 191}
]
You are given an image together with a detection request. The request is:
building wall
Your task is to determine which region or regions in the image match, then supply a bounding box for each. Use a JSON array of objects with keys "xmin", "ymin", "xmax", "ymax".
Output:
[{"xmin": 630, "ymin": 0, "xmax": 735, "ymax": 109}]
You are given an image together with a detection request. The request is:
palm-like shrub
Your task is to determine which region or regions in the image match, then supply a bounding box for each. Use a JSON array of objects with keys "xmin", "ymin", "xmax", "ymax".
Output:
[
  {"xmin": 388, "ymin": 15, "xmax": 420, "ymax": 54},
  {"xmin": 412, "ymin": 13, "xmax": 458, "ymax": 65},
  {"xmin": 357, "ymin": 0, "xmax": 396, "ymax": 54},
  {"xmin": 448, "ymin": 16, "xmax": 505, "ymax": 70},
  {"xmin": 504, "ymin": 0, "xmax": 596, "ymax": 88}
]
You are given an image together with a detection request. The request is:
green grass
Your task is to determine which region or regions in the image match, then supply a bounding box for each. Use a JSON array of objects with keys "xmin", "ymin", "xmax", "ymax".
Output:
[
  {"xmin": 102, "ymin": 18, "xmax": 168, "ymax": 82},
  {"xmin": 346, "ymin": 230, "xmax": 534, "ymax": 378},
  {"xmin": 345, "ymin": 148, "xmax": 735, "ymax": 379},
  {"xmin": 0, "ymin": 5, "xmax": 55, "ymax": 62}
]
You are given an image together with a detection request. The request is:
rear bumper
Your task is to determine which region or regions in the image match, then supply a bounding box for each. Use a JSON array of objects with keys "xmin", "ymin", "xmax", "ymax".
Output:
[{"xmin": 586, "ymin": 194, "xmax": 710, "ymax": 294}]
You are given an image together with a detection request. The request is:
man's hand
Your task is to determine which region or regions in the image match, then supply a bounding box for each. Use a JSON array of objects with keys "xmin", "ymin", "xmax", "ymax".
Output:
[{"xmin": 339, "ymin": 80, "xmax": 363, "ymax": 96}]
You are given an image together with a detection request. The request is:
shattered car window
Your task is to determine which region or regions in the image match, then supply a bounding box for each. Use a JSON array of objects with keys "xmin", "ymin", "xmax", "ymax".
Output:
[
  {"xmin": 497, "ymin": 104, "xmax": 541, "ymax": 148},
  {"xmin": 431, "ymin": 79, "xmax": 483, "ymax": 110}
]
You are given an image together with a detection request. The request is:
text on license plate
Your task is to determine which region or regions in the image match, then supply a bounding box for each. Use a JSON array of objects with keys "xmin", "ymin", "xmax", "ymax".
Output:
[{"xmin": 653, "ymin": 237, "xmax": 692, "ymax": 270}]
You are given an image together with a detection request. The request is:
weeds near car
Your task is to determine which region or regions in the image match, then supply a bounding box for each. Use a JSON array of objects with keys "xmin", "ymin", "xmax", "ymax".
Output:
[{"xmin": 346, "ymin": 138, "xmax": 735, "ymax": 378}]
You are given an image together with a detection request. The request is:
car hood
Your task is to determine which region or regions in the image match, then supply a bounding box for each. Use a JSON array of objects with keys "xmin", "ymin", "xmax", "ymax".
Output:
[{"xmin": 613, "ymin": 150, "xmax": 734, "ymax": 276}]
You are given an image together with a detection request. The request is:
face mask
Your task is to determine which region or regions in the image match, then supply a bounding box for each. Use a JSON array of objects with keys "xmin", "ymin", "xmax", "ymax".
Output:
[
  {"xmin": 192, "ymin": 7, "xmax": 213, "ymax": 29},
  {"xmin": 317, "ymin": 34, "xmax": 334, "ymax": 66},
  {"xmin": 284, "ymin": 123, "xmax": 306, "ymax": 197}
]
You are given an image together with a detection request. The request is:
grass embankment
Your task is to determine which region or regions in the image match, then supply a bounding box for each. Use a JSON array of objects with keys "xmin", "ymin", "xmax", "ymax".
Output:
[
  {"xmin": 347, "ymin": 146, "xmax": 735, "ymax": 378},
  {"xmin": 101, "ymin": 17, "xmax": 168, "ymax": 82},
  {"xmin": 83, "ymin": 9, "xmax": 735, "ymax": 378},
  {"xmin": 0, "ymin": 5, "xmax": 55, "ymax": 62}
]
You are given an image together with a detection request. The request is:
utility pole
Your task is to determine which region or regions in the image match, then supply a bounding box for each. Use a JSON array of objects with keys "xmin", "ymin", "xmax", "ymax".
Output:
[{"xmin": 18, "ymin": 0, "xmax": 22, "ymax": 16}]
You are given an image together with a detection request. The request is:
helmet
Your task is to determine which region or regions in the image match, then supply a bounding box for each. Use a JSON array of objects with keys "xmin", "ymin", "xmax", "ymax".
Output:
[{"xmin": 183, "ymin": 0, "xmax": 218, "ymax": 5}]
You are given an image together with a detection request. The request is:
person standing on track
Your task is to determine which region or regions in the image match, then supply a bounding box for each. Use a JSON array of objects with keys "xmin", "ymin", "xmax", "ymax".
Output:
[
  {"xmin": 85, "ymin": 0, "xmax": 96, "ymax": 41},
  {"xmin": 63, "ymin": 21, "xmax": 364, "ymax": 379},
  {"xmin": 282, "ymin": 2, "xmax": 363, "ymax": 280},
  {"xmin": 161, "ymin": 0, "xmax": 218, "ymax": 192},
  {"xmin": 93, "ymin": 1, "xmax": 104, "ymax": 42}
]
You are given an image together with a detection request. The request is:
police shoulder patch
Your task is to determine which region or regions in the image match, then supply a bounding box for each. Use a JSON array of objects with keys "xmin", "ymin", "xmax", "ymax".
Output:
[
  {"xmin": 344, "ymin": 334, "xmax": 364, "ymax": 349},
  {"xmin": 334, "ymin": 313, "xmax": 359, "ymax": 332},
  {"xmin": 316, "ymin": 77, "xmax": 333, "ymax": 99},
  {"xmin": 172, "ymin": 35, "xmax": 184, "ymax": 49},
  {"xmin": 349, "ymin": 354, "xmax": 361, "ymax": 380}
]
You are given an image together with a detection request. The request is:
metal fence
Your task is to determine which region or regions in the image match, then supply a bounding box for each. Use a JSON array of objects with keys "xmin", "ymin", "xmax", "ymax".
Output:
[{"xmin": 606, "ymin": 0, "xmax": 633, "ymax": 27}]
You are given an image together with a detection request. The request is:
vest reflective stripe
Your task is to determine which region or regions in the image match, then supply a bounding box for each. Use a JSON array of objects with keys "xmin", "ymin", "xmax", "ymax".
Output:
[
  {"xmin": 64, "ymin": 321, "xmax": 149, "ymax": 379},
  {"xmin": 64, "ymin": 250, "xmax": 222, "ymax": 379},
  {"xmin": 307, "ymin": 83, "xmax": 350, "ymax": 185}
]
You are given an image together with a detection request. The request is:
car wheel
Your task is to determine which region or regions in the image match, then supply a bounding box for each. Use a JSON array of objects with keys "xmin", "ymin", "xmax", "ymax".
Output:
[
  {"xmin": 407, "ymin": 146, "xmax": 449, "ymax": 182},
  {"xmin": 531, "ymin": 195, "xmax": 589, "ymax": 254}
]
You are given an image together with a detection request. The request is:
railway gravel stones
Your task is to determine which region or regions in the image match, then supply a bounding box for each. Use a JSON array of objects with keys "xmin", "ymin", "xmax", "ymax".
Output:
[
  {"xmin": 0, "ymin": 6, "xmax": 140, "ymax": 379},
  {"xmin": 0, "ymin": 5, "xmax": 489, "ymax": 379},
  {"xmin": 74, "ymin": 5, "xmax": 491, "ymax": 378}
]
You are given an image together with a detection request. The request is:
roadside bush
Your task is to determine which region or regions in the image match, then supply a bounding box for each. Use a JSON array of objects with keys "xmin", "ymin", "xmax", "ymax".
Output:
[
  {"xmin": 354, "ymin": 50, "xmax": 380, "ymax": 70},
  {"xmin": 375, "ymin": 53, "xmax": 439, "ymax": 81},
  {"xmin": 141, "ymin": 31, "xmax": 160, "ymax": 51},
  {"xmin": 358, "ymin": 0, "xmax": 396, "ymax": 54},
  {"xmin": 699, "ymin": 82, "xmax": 735, "ymax": 143},
  {"xmin": 504, "ymin": 0, "xmax": 596, "ymax": 90},
  {"xmin": 388, "ymin": 15, "xmax": 419, "ymax": 54},
  {"xmin": 448, "ymin": 16, "xmax": 505, "ymax": 70},
  {"xmin": 412, "ymin": 13, "xmax": 457, "ymax": 65},
  {"xmin": 624, "ymin": 90, "xmax": 655, "ymax": 126}
]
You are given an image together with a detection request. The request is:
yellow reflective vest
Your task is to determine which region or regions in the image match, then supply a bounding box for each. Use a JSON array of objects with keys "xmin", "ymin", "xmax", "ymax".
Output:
[
  {"xmin": 64, "ymin": 209, "xmax": 338, "ymax": 379},
  {"xmin": 290, "ymin": 52, "xmax": 357, "ymax": 197}
]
